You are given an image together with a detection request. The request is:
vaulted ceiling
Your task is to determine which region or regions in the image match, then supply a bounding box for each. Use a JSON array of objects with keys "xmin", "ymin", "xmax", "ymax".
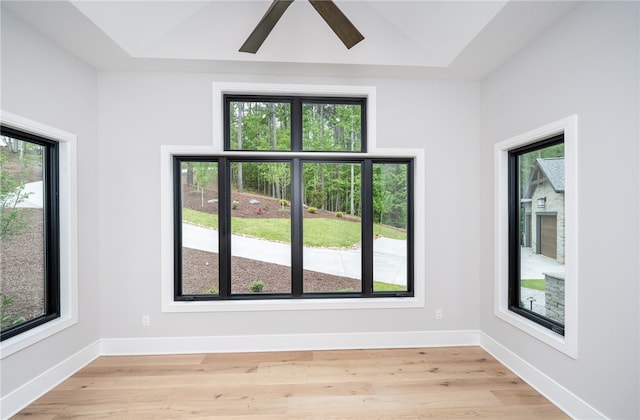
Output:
[{"xmin": 3, "ymin": 1, "xmax": 579, "ymax": 79}]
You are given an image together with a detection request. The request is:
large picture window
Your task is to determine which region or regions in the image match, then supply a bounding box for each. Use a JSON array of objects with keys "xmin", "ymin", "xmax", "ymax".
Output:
[
  {"xmin": 0, "ymin": 126, "xmax": 59, "ymax": 341},
  {"xmin": 172, "ymin": 95, "xmax": 413, "ymax": 301}
]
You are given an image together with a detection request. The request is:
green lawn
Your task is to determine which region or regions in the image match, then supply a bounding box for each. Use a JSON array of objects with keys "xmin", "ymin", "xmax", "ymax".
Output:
[
  {"xmin": 183, "ymin": 208, "xmax": 219, "ymax": 229},
  {"xmin": 182, "ymin": 208, "xmax": 406, "ymax": 248},
  {"xmin": 231, "ymin": 217, "xmax": 292, "ymax": 243},
  {"xmin": 373, "ymin": 281, "xmax": 406, "ymax": 292},
  {"xmin": 521, "ymin": 279, "xmax": 545, "ymax": 291}
]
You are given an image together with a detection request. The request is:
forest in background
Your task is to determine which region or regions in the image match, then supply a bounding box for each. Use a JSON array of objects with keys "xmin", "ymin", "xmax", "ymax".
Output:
[{"xmin": 186, "ymin": 100, "xmax": 409, "ymax": 230}]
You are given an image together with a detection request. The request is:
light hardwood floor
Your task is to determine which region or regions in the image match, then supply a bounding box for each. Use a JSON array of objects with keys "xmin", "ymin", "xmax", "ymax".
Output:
[{"xmin": 15, "ymin": 346, "xmax": 568, "ymax": 419}]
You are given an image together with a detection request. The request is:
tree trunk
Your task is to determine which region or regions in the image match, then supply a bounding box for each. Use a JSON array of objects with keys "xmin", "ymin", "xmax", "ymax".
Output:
[
  {"xmin": 350, "ymin": 156, "xmax": 355, "ymax": 216},
  {"xmin": 320, "ymin": 168, "xmax": 325, "ymax": 210},
  {"xmin": 186, "ymin": 162, "xmax": 194, "ymax": 186},
  {"xmin": 271, "ymin": 103, "xmax": 277, "ymax": 149},
  {"xmin": 236, "ymin": 104, "xmax": 244, "ymax": 192}
]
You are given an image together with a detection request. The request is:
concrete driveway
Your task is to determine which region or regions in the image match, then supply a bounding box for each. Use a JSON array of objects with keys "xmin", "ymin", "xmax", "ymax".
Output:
[
  {"xmin": 13, "ymin": 181, "xmax": 43, "ymax": 208},
  {"xmin": 520, "ymin": 247, "xmax": 564, "ymax": 279},
  {"xmin": 182, "ymin": 223, "xmax": 407, "ymax": 285}
]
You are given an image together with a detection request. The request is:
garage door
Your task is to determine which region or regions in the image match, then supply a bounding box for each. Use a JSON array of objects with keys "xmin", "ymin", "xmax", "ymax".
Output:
[{"xmin": 539, "ymin": 215, "xmax": 557, "ymax": 259}]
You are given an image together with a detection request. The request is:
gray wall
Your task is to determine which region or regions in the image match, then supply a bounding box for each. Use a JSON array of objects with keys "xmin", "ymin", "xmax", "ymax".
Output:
[
  {"xmin": 0, "ymin": 8, "xmax": 100, "ymax": 396},
  {"xmin": 479, "ymin": 2, "xmax": 639, "ymax": 418},
  {"xmin": 96, "ymin": 72, "xmax": 482, "ymax": 339}
]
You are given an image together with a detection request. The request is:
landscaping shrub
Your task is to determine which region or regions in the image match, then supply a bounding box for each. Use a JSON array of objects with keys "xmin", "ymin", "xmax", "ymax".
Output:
[{"xmin": 249, "ymin": 280, "xmax": 265, "ymax": 292}]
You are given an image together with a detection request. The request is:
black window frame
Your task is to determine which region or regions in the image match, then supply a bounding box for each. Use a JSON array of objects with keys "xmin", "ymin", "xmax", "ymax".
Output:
[
  {"xmin": 172, "ymin": 94, "xmax": 413, "ymax": 301},
  {"xmin": 0, "ymin": 125, "xmax": 60, "ymax": 341},
  {"xmin": 223, "ymin": 95, "xmax": 367, "ymax": 152},
  {"xmin": 508, "ymin": 133, "xmax": 564, "ymax": 336},
  {"xmin": 174, "ymin": 156, "xmax": 413, "ymax": 301}
]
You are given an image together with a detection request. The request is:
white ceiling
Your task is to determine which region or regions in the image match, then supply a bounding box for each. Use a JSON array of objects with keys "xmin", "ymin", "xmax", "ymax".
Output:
[{"xmin": 3, "ymin": 0, "xmax": 579, "ymax": 80}]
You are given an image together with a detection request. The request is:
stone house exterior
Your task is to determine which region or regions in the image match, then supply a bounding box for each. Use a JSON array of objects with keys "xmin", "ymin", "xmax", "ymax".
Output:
[{"xmin": 521, "ymin": 158, "xmax": 565, "ymax": 263}]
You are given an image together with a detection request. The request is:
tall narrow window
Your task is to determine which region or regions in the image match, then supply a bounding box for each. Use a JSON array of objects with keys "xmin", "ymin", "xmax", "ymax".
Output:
[
  {"xmin": 175, "ymin": 159, "xmax": 219, "ymax": 297},
  {"xmin": 229, "ymin": 160, "xmax": 292, "ymax": 295},
  {"xmin": 302, "ymin": 161, "xmax": 362, "ymax": 293},
  {"xmin": 509, "ymin": 135, "xmax": 565, "ymax": 334},
  {"xmin": 0, "ymin": 126, "xmax": 59, "ymax": 341},
  {"xmin": 373, "ymin": 162, "xmax": 411, "ymax": 293}
]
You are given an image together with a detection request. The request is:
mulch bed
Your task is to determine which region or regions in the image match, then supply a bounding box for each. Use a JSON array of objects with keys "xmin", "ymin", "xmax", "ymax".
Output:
[
  {"xmin": 0, "ymin": 209, "xmax": 45, "ymax": 322},
  {"xmin": 182, "ymin": 248, "xmax": 360, "ymax": 295},
  {"xmin": 182, "ymin": 185, "xmax": 359, "ymax": 222},
  {"xmin": 1, "ymin": 151, "xmax": 46, "ymax": 323}
]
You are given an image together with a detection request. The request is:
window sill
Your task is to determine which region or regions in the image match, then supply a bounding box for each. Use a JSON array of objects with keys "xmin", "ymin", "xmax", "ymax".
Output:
[
  {"xmin": 162, "ymin": 295, "xmax": 423, "ymax": 313},
  {"xmin": 494, "ymin": 305, "xmax": 576, "ymax": 359},
  {"xmin": 0, "ymin": 315, "xmax": 77, "ymax": 359}
]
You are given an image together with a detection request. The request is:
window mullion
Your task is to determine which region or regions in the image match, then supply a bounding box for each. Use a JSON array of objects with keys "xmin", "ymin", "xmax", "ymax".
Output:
[
  {"xmin": 360, "ymin": 102, "xmax": 367, "ymax": 153},
  {"xmin": 291, "ymin": 158, "xmax": 303, "ymax": 296},
  {"xmin": 223, "ymin": 96, "xmax": 231, "ymax": 150},
  {"xmin": 218, "ymin": 157, "xmax": 231, "ymax": 298},
  {"xmin": 361, "ymin": 160, "xmax": 373, "ymax": 296},
  {"xmin": 291, "ymin": 98, "xmax": 302, "ymax": 152}
]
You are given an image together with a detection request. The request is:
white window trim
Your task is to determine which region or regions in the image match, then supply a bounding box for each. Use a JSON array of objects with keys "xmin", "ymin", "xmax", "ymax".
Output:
[
  {"xmin": 160, "ymin": 82, "xmax": 425, "ymax": 313},
  {"xmin": 494, "ymin": 115, "xmax": 578, "ymax": 359},
  {"xmin": 0, "ymin": 111, "xmax": 78, "ymax": 359}
]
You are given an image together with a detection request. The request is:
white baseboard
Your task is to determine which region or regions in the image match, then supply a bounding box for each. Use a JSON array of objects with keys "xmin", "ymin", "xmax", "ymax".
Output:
[
  {"xmin": 480, "ymin": 332, "xmax": 606, "ymax": 419},
  {"xmin": 1, "ymin": 341, "xmax": 100, "ymax": 420},
  {"xmin": 100, "ymin": 329, "xmax": 481, "ymax": 355}
]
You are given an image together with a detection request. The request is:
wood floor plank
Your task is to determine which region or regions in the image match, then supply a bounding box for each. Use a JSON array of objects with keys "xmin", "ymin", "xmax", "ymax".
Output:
[
  {"xmin": 286, "ymin": 390, "xmax": 503, "ymax": 414},
  {"xmin": 88, "ymin": 353, "xmax": 208, "ymax": 367},
  {"xmin": 13, "ymin": 346, "xmax": 569, "ymax": 419},
  {"xmin": 373, "ymin": 376, "xmax": 532, "ymax": 395},
  {"xmin": 204, "ymin": 350, "xmax": 313, "ymax": 364}
]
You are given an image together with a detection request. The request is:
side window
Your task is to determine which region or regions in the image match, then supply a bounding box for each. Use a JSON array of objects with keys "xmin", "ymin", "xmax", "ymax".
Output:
[
  {"xmin": 508, "ymin": 135, "xmax": 565, "ymax": 335},
  {"xmin": 0, "ymin": 126, "xmax": 59, "ymax": 341}
]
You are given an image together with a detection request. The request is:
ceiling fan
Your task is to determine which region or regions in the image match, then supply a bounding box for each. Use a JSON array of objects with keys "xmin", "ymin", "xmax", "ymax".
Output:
[{"xmin": 239, "ymin": 0, "xmax": 364, "ymax": 53}]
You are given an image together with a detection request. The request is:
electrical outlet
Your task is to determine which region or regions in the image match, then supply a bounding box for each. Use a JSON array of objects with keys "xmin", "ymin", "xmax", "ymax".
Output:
[
  {"xmin": 142, "ymin": 315, "xmax": 150, "ymax": 326},
  {"xmin": 435, "ymin": 309, "xmax": 443, "ymax": 320}
]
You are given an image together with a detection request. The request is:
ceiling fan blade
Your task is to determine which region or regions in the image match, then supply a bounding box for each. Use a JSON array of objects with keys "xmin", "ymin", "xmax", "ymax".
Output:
[
  {"xmin": 308, "ymin": 0, "xmax": 364, "ymax": 49},
  {"xmin": 240, "ymin": 0, "xmax": 295, "ymax": 53}
]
